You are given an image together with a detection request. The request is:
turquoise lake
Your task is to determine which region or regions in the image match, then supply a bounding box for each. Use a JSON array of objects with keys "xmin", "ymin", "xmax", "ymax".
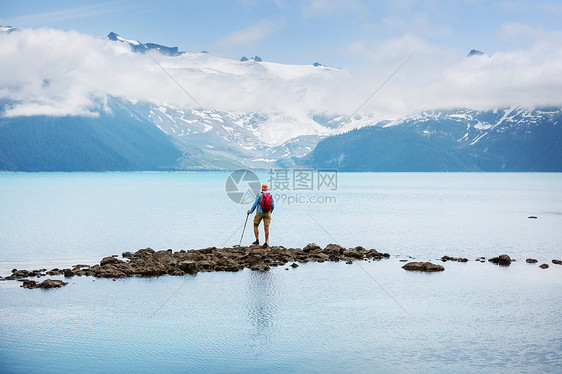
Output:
[{"xmin": 0, "ymin": 172, "xmax": 561, "ymax": 373}]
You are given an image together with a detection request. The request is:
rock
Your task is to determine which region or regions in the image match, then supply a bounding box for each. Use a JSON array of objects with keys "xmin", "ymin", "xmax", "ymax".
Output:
[
  {"xmin": 134, "ymin": 248, "xmax": 155, "ymax": 257},
  {"xmin": 457, "ymin": 258, "xmax": 468, "ymax": 262},
  {"xmin": 22, "ymin": 279, "xmax": 68, "ymax": 289},
  {"xmin": 21, "ymin": 280, "xmax": 37, "ymax": 288},
  {"xmin": 63, "ymin": 269, "xmax": 74, "ymax": 277},
  {"xmin": 488, "ymin": 254, "xmax": 512, "ymax": 266},
  {"xmin": 539, "ymin": 263, "xmax": 549, "ymax": 269},
  {"xmin": 153, "ymin": 250, "xmax": 177, "ymax": 265},
  {"xmin": 343, "ymin": 248, "xmax": 365, "ymax": 259},
  {"xmin": 526, "ymin": 258, "xmax": 538, "ymax": 263},
  {"xmin": 528, "ymin": 216, "xmax": 537, "ymax": 219},
  {"xmin": 303, "ymin": 243, "xmax": 321, "ymax": 253},
  {"xmin": 399, "ymin": 259, "xmax": 408, "ymax": 262},
  {"xmin": 100, "ymin": 256, "xmax": 121, "ymax": 266},
  {"xmin": 323, "ymin": 244, "xmax": 344, "ymax": 256},
  {"xmin": 402, "ymin": 262, "xmax": 445, "ymax": 272},
  {"xmin": 2, "ymin": 244, "xmax": 395, "ymax": 284},
  {"xmin": 552, "ymin": 259, "xmax": 562, "ymax": 265},
  {"xmin": 365, "ymin": 249, "xmax": 385, "ymax": 259},
  {"xmin": 178, "ymin": 261, "xmax": 198, "ymax": 274},
  {"xmin": 441, "ymin": 255, "xmax": 457, "ymax": 262}
]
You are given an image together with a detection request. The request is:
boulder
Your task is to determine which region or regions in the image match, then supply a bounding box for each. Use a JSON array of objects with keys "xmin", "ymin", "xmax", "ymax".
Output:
[
  {"xmin": 365, "ymin": 249, "xmax": 384, "ymax": 259},
  {"xmin": 22, "ymin": 279, "xmax": 68, "ymax": 289},
  {"xmin": 526, "ymin": 258, "xmax": 538, "ymax": 263},
  {"xmin": 303, "ymin": 243, "xmax": 321, "ymax": 253},
  {"xmin": 343, "ymin": 249, "xmax": 364, "ymax": 259},
  {"xmin": 178, "ymin": 261, "xmax": 198, "ymax": 274},
  {"xmin": 63, "ymin": 269, "xmax": 75, "ymax": 277},
  {"xmin": 441, "ymin": 255, "xmax": 457, "ymax": 262},
  {"xmin": 488, "ymin": 254, "xmax": 512, "ymax": 266},
  {"xmin": 539, "ymin": 263, "xmax": 549, "ymax": 269},
  {"xmin": 100, "ymin": 256, "xmax": 121, "ymax": 266},
  {"xmin": 402, "ymin": 262, "xmax": 445, "ymax": 272},
  {"xmin": 47, "ymin": 269, "xmax": 61, "ymax": 276},
  {"xmin": 153, "ymin": 250, "xmax": 177, "ymax": 265},
  {"xmin": 323, "ymin": 244, "xmax": 344, "ymax": 256},
  {"xmin": 552, "ymin": 259, "xmax": 562, "ymax": 265},
  {"xmin": 134, "ymin": 248, "xmax": 155, "ymax": 258},
  {"xmin": 290, "ymin": 263, "xmax": 299, "ymax": 268}
]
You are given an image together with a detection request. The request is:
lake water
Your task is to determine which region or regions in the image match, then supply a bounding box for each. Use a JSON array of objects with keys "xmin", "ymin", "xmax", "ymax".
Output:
[{"xmin": 1, "ymin": 172, "xmax": 561, "ymax": 373}]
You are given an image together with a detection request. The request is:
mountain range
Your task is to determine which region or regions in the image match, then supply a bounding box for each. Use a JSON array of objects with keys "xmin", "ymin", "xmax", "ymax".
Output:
[{"xmin": 0, "ymin": 28, "xmax": 561, "ymax": 172}]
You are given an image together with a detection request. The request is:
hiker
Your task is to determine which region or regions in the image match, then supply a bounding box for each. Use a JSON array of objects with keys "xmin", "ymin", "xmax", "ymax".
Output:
[{"xmin": 247, "ymin": 184, "xmax": 274, "ymax": 248}]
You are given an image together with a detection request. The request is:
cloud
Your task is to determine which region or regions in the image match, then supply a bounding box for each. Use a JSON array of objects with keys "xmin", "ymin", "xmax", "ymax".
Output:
[
  {"xmin": 498, "ymin": 22, "xmax": 562, "ymax": 45},
  {"xmin": 1, "ymin": 26, "xmax": 562, "ymax": 120},
  {"xmin": 216, "ymin": 19, "xmax": 285, "ymax": 48}
]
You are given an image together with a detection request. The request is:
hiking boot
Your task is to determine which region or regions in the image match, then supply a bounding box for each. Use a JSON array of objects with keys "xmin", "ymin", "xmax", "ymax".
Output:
[
  {"xmin": 262, "ymin": 243, "xmax": 269, "ymax": 248},
  {"xmin": 252, "ymin": 240, "xmax": 259, "ymax": 245}
]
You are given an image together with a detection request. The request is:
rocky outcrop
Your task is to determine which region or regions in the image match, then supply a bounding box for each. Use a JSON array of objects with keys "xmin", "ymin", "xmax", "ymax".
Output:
[
  {"xmin": 3, "ymin": 244, "xmax": 391, "ymax": 284},
  {"xmin": 21, "ymin": 279, "xmax": 67, "ymax": 289},
  {"xmin": 488, "ymin": 254, "xmax": 512, "ymax": 266},
  {"xmin": 402, "ymin": 262, "xmax": 445, "ymax": 272}
]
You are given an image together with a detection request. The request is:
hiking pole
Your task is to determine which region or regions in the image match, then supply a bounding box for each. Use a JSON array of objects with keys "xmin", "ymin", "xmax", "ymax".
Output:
[{"xmin": 236, "ymin": 212, "xmax": 250, "ymax": 247}]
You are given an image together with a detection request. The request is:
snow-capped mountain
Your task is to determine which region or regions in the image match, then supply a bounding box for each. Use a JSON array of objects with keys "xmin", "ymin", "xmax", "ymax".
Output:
[
  {"xmin": 1, "ymin": 27, "xmax": 561, "ymax": 171},
  {"xmin": 0, "ymin": 26, "xmax": 16, "ymax": 33},
  {"xmin": 306, "ymin": 107, "xmax": 562, "ymax": 171},
  {"xmin": 103, "ymin": 97, "xmax": 382, "ymax": 169},
  {"xmin": 107, "ymin": 32, "xmax": 181, "ymax": 56},
  {"xmin": 88, "ymin": 32, "xmax": 375, "ymax": 169}
]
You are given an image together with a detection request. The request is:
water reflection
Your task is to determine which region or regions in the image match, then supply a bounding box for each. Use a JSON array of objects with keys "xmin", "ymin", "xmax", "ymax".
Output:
[{"xmin": 245, "ymin": 270, "xmax": 279, "ymax": 350}]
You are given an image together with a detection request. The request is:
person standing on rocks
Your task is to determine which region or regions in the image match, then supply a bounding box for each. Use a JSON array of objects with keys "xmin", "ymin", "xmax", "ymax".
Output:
[{"xmin": 248, "ymin": 184, "xmax": 274, "ymax": 248}]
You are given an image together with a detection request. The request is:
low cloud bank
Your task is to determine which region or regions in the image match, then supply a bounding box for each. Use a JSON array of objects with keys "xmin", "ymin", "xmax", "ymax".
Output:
[{"xmin": 1, "ymin": 27, "xmax": 562, "ymax": 119}]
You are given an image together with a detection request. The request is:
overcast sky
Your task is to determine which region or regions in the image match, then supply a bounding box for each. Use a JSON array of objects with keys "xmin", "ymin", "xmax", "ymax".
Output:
[{"xmin": 1, "ymin": 0, "xmax": 562, "ymax": 117}]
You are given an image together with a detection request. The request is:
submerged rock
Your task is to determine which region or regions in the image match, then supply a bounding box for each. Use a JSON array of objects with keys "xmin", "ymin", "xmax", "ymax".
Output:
[
  {"xmin": 488, "ymin": 254, "xmax": 512, "ymax": 266},
  {"xmin": 22, "ymin": 279, "xmax": 68, "ymax": 289},
  {"xmin": 402, "ymin": 262, "xmax": 444, "ymax": 272}
]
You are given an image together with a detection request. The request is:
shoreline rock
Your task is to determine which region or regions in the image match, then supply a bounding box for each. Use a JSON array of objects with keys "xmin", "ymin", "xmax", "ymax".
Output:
[
  {"xmin": 3, "ymin": 244, "xmax": 391, "ymax": 284},
  {"xmin": 489, "ymin": 254, "xmax": 512, "ymax": 266},
  {"xmin": 2, "ymin": 247, "xmax": 557, "ymax": 288},
  {"xmin": 402, "ymin": 262, "xmax": 445, "ymax": 272},
  {"xmin": 21, "ymin": 279, "xmax": 68, "ymax": 289}
]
